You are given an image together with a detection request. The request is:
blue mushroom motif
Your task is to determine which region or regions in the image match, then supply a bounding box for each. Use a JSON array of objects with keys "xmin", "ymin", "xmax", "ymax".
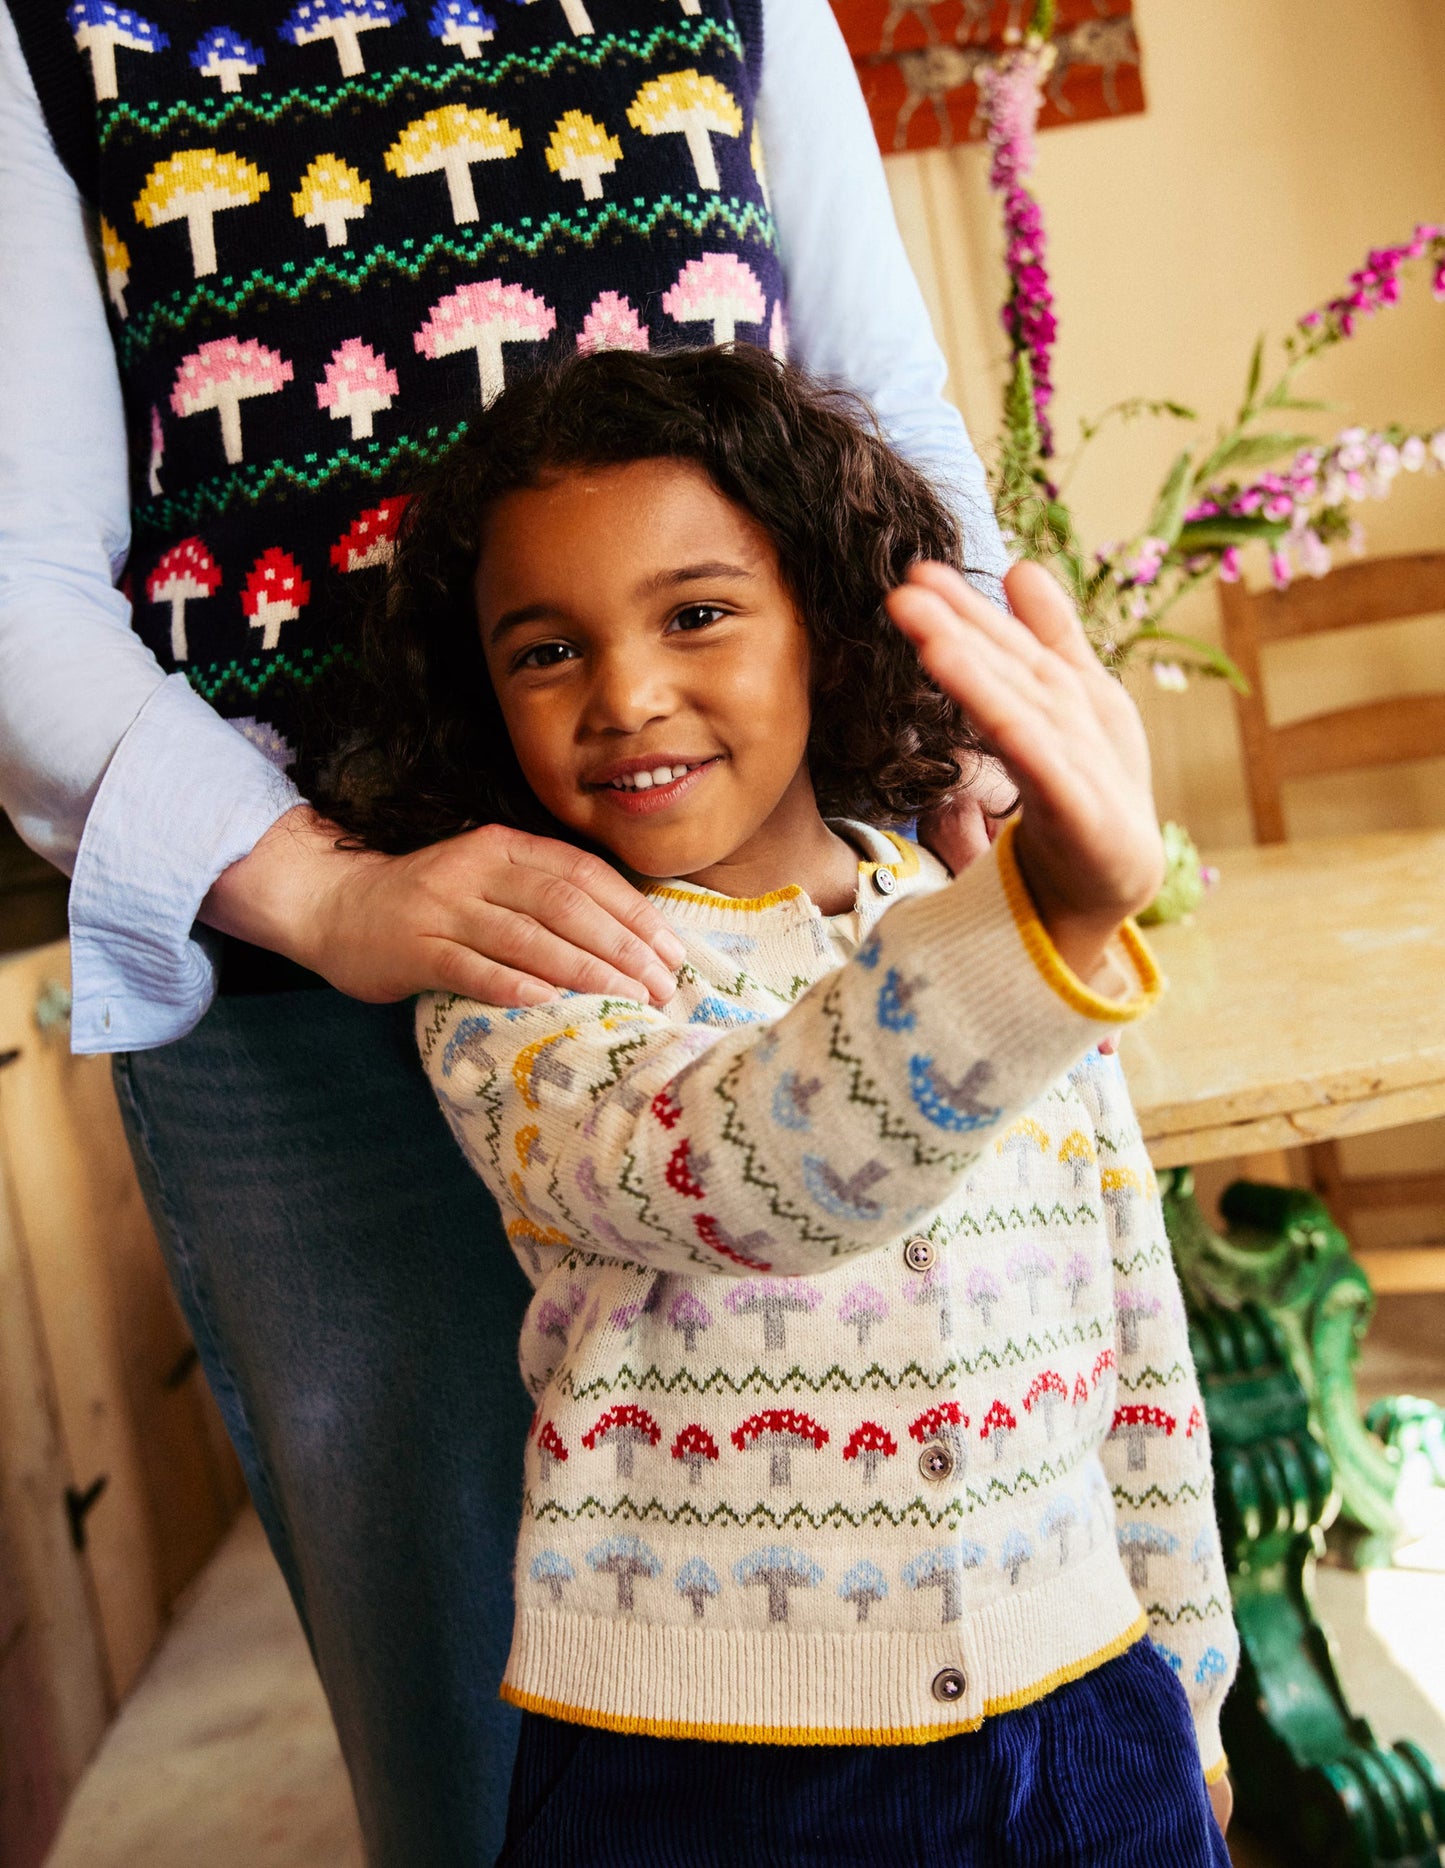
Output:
[
  {"xmin": 907, "ymin": 1055, "xmax": 1001, "ymax": 1134},
  {"xmin": 190, "ymin": 26, "xmax": 264, "ymax": 91},
  {"xmin": 901, "ymin": 1542, "xmax": 984, "ymax": 1625},
  {"xmin": 732, "ymin": 1546, "xmax": 822, "ymax": 1624},
  {"xmin": 1151, "ymin": 1639, "xmax": 1183, "ymax": 1675},
  {"xmin": 876, "ymin": 967, "xmax": 921, "ymax": 1032},
  {"xmin": 280, "ymin": 0, "xmax": 405, "ymax": 77},
  {"xmin": 1194, "ymin": 1647, "xmax": 1230, "ymax": 1695},
  {"xmin": 68, "ymin": 2, "xmax": 167, "ymax": 102},
  {"xmin": 586, "ymin": 1535, "xmax": 661, "ymax": 1612},
  {"xmin": 1116, "ymin": 1522, "xmax": 1179, "ymax": 1588},
  {"xmin": 428, "ymin": 0, "xmax": 497, "ymax": 55},
  {"xmin": 675, "ymin": 1557, "xmax": 720, "ymax": 1621},
  {"xmin": 999, "ymin": 1528, "xmax": 1033, "ymax": 1587},
  {"xmin": 837, "ymin": 1560, "xmax": 888, "ymax": 1624},
  {"xmin": 1038, "ymin": 1496, "xmax": 1079, "ymax": 1564},
  {"xmin": 529, "ymin": 1549, "xmax": 574, "ymax": 1603}
]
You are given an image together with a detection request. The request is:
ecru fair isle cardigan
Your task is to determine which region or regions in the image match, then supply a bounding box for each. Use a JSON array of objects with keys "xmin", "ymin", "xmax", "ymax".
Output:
[{"xmin": 418, "ymin": 820, "xmax": 1238, "ymax": 1775}]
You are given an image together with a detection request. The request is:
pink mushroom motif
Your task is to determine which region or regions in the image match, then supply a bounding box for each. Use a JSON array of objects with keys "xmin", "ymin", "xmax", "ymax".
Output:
[
  {"xmin": 241, "ymin": 547, "xmax": 310, "ymax": 650},
  {"xmin": 330, "ymin": 495, "xmax": 410, "ymax": 572},
  {"xmin": 414, "ymin": 280, "xmax": 556, "ymax": 407},
  {"xmin": 171, "ymin": 337, "xmax": 293, "ymax": 465},
  {"xmin": 576, "ymin": 290, "xmax": 650, "ymax": 355},
  {"xmin": 146, "ymin": 537, "xmax": 220, "ymax": 660},
  {"xmin": 316, "ymin": 338, "xmax": 399, "ymax": 440},
  {"xmin": 662, "ymin": 253, "xmax": 766, "ymax": 344},
  {"xmin": 768, "ymin": 301, "xmax": 788, "ymax": 360},
  {"xmin": 147, "ymin": 405, "xmax": 164, "ymax": 495}
]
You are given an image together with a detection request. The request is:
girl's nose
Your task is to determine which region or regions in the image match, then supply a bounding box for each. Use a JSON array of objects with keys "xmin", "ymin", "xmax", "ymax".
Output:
[{"xmin": 583, "ymin": 647, "xmax": 674, "ymax": 734}]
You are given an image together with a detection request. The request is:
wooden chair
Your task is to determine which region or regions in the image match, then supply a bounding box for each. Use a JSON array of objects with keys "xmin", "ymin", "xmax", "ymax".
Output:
[{"xmin": 1219, "ymin": 551, "xmax": 1445, "ymax": 1256}]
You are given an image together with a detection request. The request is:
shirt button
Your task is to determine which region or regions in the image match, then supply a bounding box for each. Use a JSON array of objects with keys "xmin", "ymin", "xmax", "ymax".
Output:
[
  {"xmin": 932, "ymin": 1667, "xmax": 966, "ymax": 1703},
  {"xmin": 919, "ymin": 1441, "xmax": 954, "ymax": 1481},
  {"xmin": 872, "ymin": 867, "xmax": 896, "ymax": 896},
  {"xmin": 903, "ymin": 1235, "xmax": 936, "ymax": 1273}
]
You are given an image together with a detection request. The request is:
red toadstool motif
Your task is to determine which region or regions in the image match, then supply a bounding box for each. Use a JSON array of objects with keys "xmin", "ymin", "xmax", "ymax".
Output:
[
  {"xmin": 146, "ymin": 536, "xmax": 220, "ymax": 660},
  {"xmin": 330, "ymin": 495, "xmax": 410, "ymax": 572},
  {"xmin": 241, "ymin": 546, "xmax": 310, "ymax": 649}
]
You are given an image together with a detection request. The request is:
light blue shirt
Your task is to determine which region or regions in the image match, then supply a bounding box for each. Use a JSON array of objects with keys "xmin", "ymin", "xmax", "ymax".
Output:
[{"xmin": 0, "ymin": 0, "xmax": 1007, "ymax": 1054}]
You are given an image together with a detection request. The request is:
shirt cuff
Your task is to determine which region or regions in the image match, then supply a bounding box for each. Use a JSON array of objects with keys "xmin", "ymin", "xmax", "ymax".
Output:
[
  {"xmin": 67, "ymin": 675, "xmax": 301, "ymax": 1053},
  {"xmin": 1198, "ymin": 1715, "xmax": 1228, "ymax": 1783}
]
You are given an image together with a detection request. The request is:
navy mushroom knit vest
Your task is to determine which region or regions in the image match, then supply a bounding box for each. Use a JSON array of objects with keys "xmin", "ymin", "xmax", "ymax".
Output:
[{"xmin": 14, "ymin": 0, "xmax": 781, "ymax": 769}]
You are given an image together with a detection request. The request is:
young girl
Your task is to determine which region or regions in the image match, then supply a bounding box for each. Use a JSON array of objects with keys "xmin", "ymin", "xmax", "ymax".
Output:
[{"xmin": 313, "ymin": 346, "xmax": 1236, "ymax": 1865}]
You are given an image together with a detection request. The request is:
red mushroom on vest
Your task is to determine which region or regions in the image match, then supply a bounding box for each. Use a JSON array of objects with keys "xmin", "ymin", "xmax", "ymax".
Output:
[
  {"xmin": 241, "ymin": 547, "xmax": 310, "ymax": 650},
  {"xmin": 146, "ymin": 536, "xmax": 219, "ymax": 660},
  {"xmin": 330, "ymin": 496, "xmax": 410, "ymax": 573}
]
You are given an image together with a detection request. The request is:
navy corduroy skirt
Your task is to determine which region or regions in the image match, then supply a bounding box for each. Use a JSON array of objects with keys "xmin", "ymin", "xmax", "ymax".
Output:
[{"xmin": 497, "ymin": 1638, "xmax": 1229, "ymax": 1867}]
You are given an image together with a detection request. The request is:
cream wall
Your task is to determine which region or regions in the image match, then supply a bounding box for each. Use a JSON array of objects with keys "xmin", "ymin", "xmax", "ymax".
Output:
[{"xmin": 883, "ymin": 0, "xmax": 1445, "ymax": 1246}]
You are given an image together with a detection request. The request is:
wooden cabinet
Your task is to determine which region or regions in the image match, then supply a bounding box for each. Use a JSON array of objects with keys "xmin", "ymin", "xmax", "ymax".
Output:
[{"xmin": 0, "ymin": 942, "xmax": 245, "ymax": 1868}]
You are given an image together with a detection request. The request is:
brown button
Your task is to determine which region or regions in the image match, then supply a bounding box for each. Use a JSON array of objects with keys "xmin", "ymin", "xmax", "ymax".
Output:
[
  {"xmin": 919, "ymin": 1441, "xmax": 954, "ymax": 1482},
  {"xmin": 872, "ymin": 867, "xmax": 897, "ymax": 896},
  {"xmin": 903, "ymin": 1236, "xmax": 936, "ymax": 1273},
  {"xmin": 932, "ymin": 1667, "xmax": 966, "ymax": 1703}
]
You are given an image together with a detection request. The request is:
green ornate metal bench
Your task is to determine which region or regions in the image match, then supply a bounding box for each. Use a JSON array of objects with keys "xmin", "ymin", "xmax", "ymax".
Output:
[{"xmin": 1162, "ymin": 1167, "xmax": 1445, "ymax": 1867}]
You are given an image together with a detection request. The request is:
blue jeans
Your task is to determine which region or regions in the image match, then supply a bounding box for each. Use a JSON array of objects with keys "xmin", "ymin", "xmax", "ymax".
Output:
[
  {"xmin": 499, "ymin": 1641, "xmax": 1230, "ymax": 1868},
  {"xmin": 113, "ymin": 988, "xmax": 535, "ymax": 1866}
]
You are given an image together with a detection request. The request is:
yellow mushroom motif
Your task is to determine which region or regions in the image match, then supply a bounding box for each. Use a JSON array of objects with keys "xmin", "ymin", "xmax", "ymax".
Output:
[
  {"xmin": 1057, "ymin": 1129, "xmax": 1096, "ymax": 1189},
  {"xmin": 133, "ymin": 149, "xmax": 269, "ymax": 279},
  {"xmin": 627, "ymin": 70, "xmax": 742, "ymax": 192},
  {"xmin": 100, "ymin": 216, "xmax": 131, "ymax": 317},
  {"xmin": 384, "ymin": 105, "xmax": 521, "ymax": 225},
  {"xmin": 545, "ymin": 111, "xmax": 623, "ymax": 202},
  {"xmin": 292, "ymin": 154, "xmax": 372, "ymax": 246}
]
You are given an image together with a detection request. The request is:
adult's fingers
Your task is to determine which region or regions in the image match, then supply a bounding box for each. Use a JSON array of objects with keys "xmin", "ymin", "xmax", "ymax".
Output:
[
  {"xmin": 452, "ymin": 896, "xmax": 671, "ymax": 1003},
  {"xmin": 488, "ymin": 861, "xmax": 682, "ymax": 1000},
  {"xmin": 424, "ymin": 940, "xmax": 560, "ymax": 1009},
  {"xmin": 498, "ymin": 831, "xmax": 686, "ymax": 966}
]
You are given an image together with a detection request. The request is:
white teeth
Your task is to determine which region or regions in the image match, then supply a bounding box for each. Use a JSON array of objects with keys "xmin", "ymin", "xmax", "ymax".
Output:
[
  {"xmin": 607, "ymin": 761, "xmax": 703, "ymax": 791},
  {"xmin": 633, "ymin": 771, "xmax": 653, "ymax": 790},
  {"xmin": 649, "ymin": 767, "xmax": 675, "ymax": 786},
  {"xmin": 670, "ymin": 765, "xmax": 689, "ymax": 780}
]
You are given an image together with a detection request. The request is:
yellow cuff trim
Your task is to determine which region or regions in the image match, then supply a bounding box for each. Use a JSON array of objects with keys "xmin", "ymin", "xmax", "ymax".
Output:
[
  {"xmin": 995, "ymin": 821, "xmax": 1162, "ymax": 1025},
  {"xmin": 501, "ymin": 1616, "xmax": 1149, "ymax": 1748},
  {"xmin": 1203, "ymin": 1753, "xmax": 1230, "ymax": 1786}
]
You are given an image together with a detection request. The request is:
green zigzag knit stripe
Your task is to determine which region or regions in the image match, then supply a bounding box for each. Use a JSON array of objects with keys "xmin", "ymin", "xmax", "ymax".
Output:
[
  {"xmin": 529, "ymin": 1494, "xmax": 971, "ymax": 1532},
  {"xmin": 118, "ymin": 197, "xmax": 780, "ymax": 365},
  {"xmin": 183, "ymin": 641, "xmax": 353, "ymax": 705},
  {"xmin": 98, "ymin": 21, "xmax": 745, "ymax": 144},
  {"xmin": 1143, "ymin": 1595, "xmax": 1231, "ymax": 1626},
  {"xmin": 1117, "ymin": 1363, "xmax": 1190, "ymax": 1392},
  {"xmin": 135, "ymin": 421, "xmax": 471, "ymax": 534},
  {"xmin": 1109, "ymin": 1480, "xmax": 1209, "ymax": 1509}
]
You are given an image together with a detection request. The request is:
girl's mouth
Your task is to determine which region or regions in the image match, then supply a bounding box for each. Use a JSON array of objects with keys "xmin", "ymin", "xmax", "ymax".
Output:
[{"xmin": 590, "ymin": 757, "xmax": 721, "ymax": 816}]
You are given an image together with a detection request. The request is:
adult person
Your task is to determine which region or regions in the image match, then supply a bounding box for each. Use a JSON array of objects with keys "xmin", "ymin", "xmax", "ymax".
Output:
[{"xmin": 0, "ymin": 1, "xmax": 1009, "ymax": 1860}]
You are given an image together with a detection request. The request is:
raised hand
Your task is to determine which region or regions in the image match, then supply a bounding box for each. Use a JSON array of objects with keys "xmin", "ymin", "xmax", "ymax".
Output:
[
  {"xmin": 886, "ymin": 559, "xmax": 1164, "ymax": 978},
  {"xmin": 202, "ymin": 808, "xmax": 686, "ymax": 1008}
]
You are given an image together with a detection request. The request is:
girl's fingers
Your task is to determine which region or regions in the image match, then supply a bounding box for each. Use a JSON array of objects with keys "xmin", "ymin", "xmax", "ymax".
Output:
[{"xmin": 1001, "ymin": 560, "xmax": 1101, "ymax": 673}]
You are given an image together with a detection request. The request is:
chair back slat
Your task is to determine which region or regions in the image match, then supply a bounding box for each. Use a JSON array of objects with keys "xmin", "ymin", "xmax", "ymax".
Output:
[
  {"xmin": 1219, "ymin": 552, "xmax": 1445, "ymax": 844},
  {"xmin": 1273, "ymin": 693, "xmax": 1445, "ymax": 781}
]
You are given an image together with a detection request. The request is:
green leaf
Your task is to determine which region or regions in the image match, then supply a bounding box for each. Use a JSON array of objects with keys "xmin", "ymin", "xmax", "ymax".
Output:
[
  {"xmin": 1261, "ymin": 391, "xmax": 1333, "ymax": 413},
  {"xmin": 1136, "ymin": 628, "xmax": 1251, "ymax": 693},
  {"xmin": 1175, "ymin": 516, "xmax": 1289, "ymax": 552},
  {"xmin": 1198, "ymin": 431, "xmax": 1316, "ymax": 479},
  {"xmin": 1238, "ymin": 335, "xmax": 1264, "ymax": 423},
  {"xmin": 1146, "ymin": 450, "xmax": 1195, "ymax": 546}
]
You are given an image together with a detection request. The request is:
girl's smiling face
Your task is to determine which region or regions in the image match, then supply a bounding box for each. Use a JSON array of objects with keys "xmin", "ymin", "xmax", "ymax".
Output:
[{"xmin": 476, "ymin": 458, "xmax": 857, "ymax": 907}]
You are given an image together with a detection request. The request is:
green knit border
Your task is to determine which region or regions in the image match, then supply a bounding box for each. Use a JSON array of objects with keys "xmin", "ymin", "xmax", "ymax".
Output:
[
  {"xmin": 135, "ymin": 420, "xmax": 471, "ymax": 533},
  {"xmin": 98, "ymin": 20, "xmax": 745, "ymax": 144},
  {"xmin": 182, "ymin": 641, "xmax": 353, "ymax": 704},
  {"xmin": 119, "ymin": 196, "xmax": 780, "ymax": 364}
]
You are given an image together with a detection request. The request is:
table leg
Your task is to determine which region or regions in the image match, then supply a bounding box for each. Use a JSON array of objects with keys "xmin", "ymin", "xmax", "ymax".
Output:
[{"xmin": 1161, "ymin": 1167, "xmax": 1445, "ymax": 1866}]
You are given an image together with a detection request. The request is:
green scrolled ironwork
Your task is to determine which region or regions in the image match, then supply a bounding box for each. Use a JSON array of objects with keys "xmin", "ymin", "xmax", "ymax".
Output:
[{"xmin": 1164, "ymin": 1167, "xmax": 1445, "ymax": 1866}]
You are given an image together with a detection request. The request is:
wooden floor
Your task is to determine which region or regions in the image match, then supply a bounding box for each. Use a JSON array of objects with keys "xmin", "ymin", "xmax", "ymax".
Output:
[{"xmin": 43, "ymin": 1293, "xmax": 1445, "ymax": 1868}]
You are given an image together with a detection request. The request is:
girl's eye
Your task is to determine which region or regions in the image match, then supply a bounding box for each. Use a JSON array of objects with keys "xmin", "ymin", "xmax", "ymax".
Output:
[
  {"xmin": 669, "ymin": 605, "xmax": 727, "ymax": 634},
  {"xmin": 515, "ymin": 640, "xmax": 577, "ymax": 671}
]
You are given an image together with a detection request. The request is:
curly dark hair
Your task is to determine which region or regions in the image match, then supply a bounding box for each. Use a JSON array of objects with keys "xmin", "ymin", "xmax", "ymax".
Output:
[{"xmin": 304, "ymin": 344, "xmax": 988, "ymax": 853}]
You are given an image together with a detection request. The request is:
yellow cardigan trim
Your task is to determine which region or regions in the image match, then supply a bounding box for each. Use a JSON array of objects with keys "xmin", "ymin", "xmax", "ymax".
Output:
[
  {"xmin": 645, "ymin": 881, "xmax": 806, "ymax": 913},
  {"xmin": 995, "ymin": 821, "xmax": 1162, "ymax": 1024},
  {"xmin": 1204, "ymin": 1753, "xmax": 1230, "ymax": 1786},
  {"xmin": 500, "ymin": 1616, "xmax": 1148, "ymax": 1747}
]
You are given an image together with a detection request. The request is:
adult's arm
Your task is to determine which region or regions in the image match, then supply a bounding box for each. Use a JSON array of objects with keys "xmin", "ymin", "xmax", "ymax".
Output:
[
  {"xmin": 0, "ymin": 8, "xmax": 683, "ymax": 1052},
  {"xmin": 0, "ymin": 5, "xmax": 301, "ymax": 1053},
  {"xmin": 758, "ymin": 0, "xmax": 1009, "ymax": 604}
]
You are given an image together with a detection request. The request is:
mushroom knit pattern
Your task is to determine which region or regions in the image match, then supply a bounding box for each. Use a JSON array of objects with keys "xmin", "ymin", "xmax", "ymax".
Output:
[
  {"xmin": 12, "ymin": 0, "xmax": 781, "ymax": 765},
  {"xmin": 419, "ymin": 822, "xmax": 1240, "ymax": 1776}
]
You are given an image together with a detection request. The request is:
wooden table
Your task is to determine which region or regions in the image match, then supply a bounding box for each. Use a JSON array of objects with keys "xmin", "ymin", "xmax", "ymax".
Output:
[{"xmin": 1122, "ymin": 828, "xmax": 1445, "ymax": 1172}]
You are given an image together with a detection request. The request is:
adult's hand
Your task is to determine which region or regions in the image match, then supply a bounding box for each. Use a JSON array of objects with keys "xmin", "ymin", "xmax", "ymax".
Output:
[{"xmin": 201, "ymin": 806, "xmax": 686, "ymax": 1008}]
